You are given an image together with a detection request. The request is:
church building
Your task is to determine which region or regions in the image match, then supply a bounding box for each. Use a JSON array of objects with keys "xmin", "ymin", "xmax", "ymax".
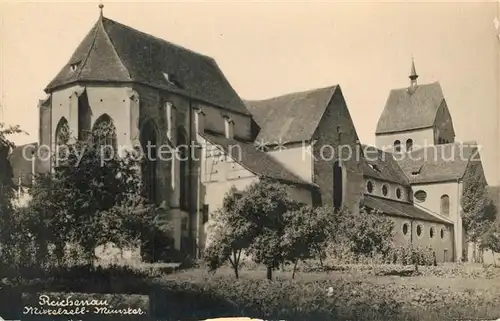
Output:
[{"xmin": 8, "ymin": 8, "xmax": 487, "ymax": 263}]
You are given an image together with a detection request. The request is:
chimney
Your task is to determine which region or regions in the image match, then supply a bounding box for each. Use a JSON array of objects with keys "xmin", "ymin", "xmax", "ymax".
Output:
[
  {"xmin": 194, "ymin": 107, "xmax": 205, "ymax": 135},
  {"xmin": 223, "ymin": 115, "xmax": 234, "ymax": 139}
]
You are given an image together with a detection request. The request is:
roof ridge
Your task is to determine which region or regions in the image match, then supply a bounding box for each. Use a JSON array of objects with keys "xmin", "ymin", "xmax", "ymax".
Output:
[
  {"xmin": 76, "ymin": 18, "xmax": 101, "ymax": 79},
  {"xmin": 390, "ymin": 80, "xmax": 441, "ymax": 92},
  {"xmin": 244, "ymin": 85, "xmax": 338, "ymax": 103},
  {"xmin": 99, "ymin": 16, "xmax": 132, "ymax": 81},
  {"xmin": 102, "ymin": 16, "xmax": 214, "ymax": 60}
]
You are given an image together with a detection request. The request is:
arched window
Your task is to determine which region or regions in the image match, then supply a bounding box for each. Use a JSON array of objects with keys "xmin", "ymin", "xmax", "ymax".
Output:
[
  {"xmin": 406, "ymin": 139, "xmax": 413, "ymax": 152},
  {"xmin": 440, "ymin": 194, "xmax": 450, "ymax": 216},
  {"xmin": 396, "ymin": 187, "xmax": 402, "ymax": 199},
  {"xmin": 402, "ymin": 223, "xmax": 409, "ymax": 235},
  {"xmin": 366, "ymin": 181, "xmax": 373, "ymax": 193},
  {"xmin": 429, "ymin": 226, "xmax": 435, "ymax": 238},
  {"xmin": 140, "ymin": 120, "xmax": 158, "ymax": 204},
  {"xmin": 394, "ymin": 140, "xmax": 401, "ymax": 152},
  {"xmin": 178, "ymin": 127, "xmax": 189, "ymax": 210},
  {"xmin": 416, "ymin": 224, "xmax": 423, "ymax": 237},
  {"xmin": 92, "ymin": 114, "xmax": 117, "ymax": 151},
  {"xmin": 382, "ymin": 184, "xmax": 388, "ymax": 196},
  {"xmin": 55, "ymin": 117, "xmax": 70, "ymax": 146},
  {"xmin": 333, "ymin": 160, "xmax": 343, "ymax": 211},
  {"xmin": 78, "ymin": 92, "xmax": 91, "ymax": 140}
]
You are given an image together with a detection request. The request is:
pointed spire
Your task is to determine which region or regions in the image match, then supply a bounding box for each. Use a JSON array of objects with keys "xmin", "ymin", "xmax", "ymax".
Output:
[
  {"xmin": 98, "ymin": 3, "xmax": 104, "ymax": 18},
  {"xmin": 409, "ymin": 57, "xmax": 418, "ymax": 81},
  {"xmin": 409, "ymin": 57, "xmax": 418, "ymax": 89}
]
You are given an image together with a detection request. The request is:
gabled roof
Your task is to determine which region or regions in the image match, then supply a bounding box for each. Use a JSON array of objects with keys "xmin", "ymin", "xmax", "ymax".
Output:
[
  {"xmin": 376, "ymin": 82, "xmax": 445, "ymax": 134},
  {"xmin": 45, "ymin": 16, "xmax": 249, "ymax": 116},
  {"xmin": 244, "ymin": 86, "xmax": 338, "ymax": 144},
  {"xmin": 364, "ymin": 194, "xmax": 452, "ymax": 224},
  {"xmin": 361, "ymin": 145, "xmax": 410, "ymax": 186},
  {"xmin": 201, "ymin": 132, "xmax": 314, "ymax": 187},
  {"xmin": 396, "ymin": 142, "xmax": 478, "ymax": 184}
]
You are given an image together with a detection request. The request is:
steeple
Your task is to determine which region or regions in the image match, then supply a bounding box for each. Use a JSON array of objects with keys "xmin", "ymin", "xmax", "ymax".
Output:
[
  {"xmin": 409, "ymin": 58, "xmax": 418, "ymax": 88},
  {"xmin": 98, "ymin": 3, "xmax": 104, "ymax": 18}
]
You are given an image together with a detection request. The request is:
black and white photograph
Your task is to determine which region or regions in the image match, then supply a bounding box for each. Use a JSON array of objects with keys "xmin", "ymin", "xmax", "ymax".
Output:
[{"xmin": 0, "ymin": 1, "xmax": 499, "ymax": 320}]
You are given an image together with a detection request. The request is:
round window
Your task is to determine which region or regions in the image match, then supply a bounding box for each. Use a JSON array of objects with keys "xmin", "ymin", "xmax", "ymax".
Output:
[
  {"xmin": 382, "ymin": 185, "xmax": 388, "ymax": 196},
  {"xmin": 414, "ymin": 190, "xmax": 427, "ymax": 202},
  {"xmin": 429, "ymin": 227, "xmax": 435, "ymax": 238},
  {"xmin": 396, "ymin": 188, "xmax": 402, "ymax": 199},
  {"xmin": 416, "ymin": 225, "xmax": 422, "ymax": 237},
  {"xmin": 440, "ymin": 228, "xmax": 445, "ymax": 239},
  {"xmin": 402, "ymin": 223, "xmax": 409, "ymax": 235},
  {"xmin": 367, "ymin": 181, "xmax": 373, "ymax": 193}
]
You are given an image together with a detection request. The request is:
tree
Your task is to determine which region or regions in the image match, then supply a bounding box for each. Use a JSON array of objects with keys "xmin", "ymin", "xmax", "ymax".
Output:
[
  {"xmin": 241, "ymin": 180, "xmax": 300, "ymax": 280},
  {"xmin": 204, "ymin": 180, "xmax": 301, "ymax": 280},
  {"xmin": 281, "ymin": 205, "xmax": 334, "ymax": 278},
  {"xmin": 203, "ymin": 187, "xmax": 254, "ymax": 278},
  {"xmin": 478, "ymin": 199, "xmax": 499, "ymax": 265},
  {"xmin": 0, "ymin": 122, "xmax": 24, "ymax": 267},
  {"xmin": 326, "ymin": 206, "xmax": 394, "ymax": 262},
  {"xmin": 26, "ymin": 124, "xmax": 170, "ymax": 267},
  {"xmin": 461, "ymin": 164, "xmax": 495, "ymax": 243}
]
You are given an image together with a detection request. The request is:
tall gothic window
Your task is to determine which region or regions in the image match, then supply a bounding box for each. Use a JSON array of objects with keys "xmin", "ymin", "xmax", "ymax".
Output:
[
  {"xmin": 178, "ymin": 127, "xmax": 189, "ymax": 210},
  {"xmin": 78, "ymin": 92, "xmax": 91, "ymax": 140},
  {"xmin": 333, "ymin": 160, "xmax": 343, "ymax": 211},
  {"xmin": 440, "ymin": 194, "xmax": 450, "ymax": 216},
  {"xmin": 55, "ymin": 117, "xmax": 70, "ymax": 146},
  {"xmin": 141, "ymin": 121, "xmax": 158, "ymax": 204},
  {"xmin": 92, "ymin": 114, "xmax": 117, "ymax": 151}
]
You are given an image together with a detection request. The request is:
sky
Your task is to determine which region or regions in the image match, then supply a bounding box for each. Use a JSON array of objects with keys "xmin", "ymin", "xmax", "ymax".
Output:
[{"xmin": 1, "ymin": 1, "xmax": 499, "ymax": 185}]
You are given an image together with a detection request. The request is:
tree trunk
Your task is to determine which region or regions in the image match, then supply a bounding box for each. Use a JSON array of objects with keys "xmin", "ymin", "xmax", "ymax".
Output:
[
  {"xmin": 266, "ymin": 266, "xmax": 272, "ymax": 280},
  {"xmin": 292, "ymin": 260, "xmax": 298, "ymax": 279}
]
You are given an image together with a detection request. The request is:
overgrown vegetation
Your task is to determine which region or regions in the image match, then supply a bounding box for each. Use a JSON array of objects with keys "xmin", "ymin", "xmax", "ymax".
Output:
[
  {"xmin": 0, "ymin": 123, "xmax": 174, "ymax": 276},
  {"xmin": 203, "ymin": 180, "xmax": 396, "ymax": 279}
]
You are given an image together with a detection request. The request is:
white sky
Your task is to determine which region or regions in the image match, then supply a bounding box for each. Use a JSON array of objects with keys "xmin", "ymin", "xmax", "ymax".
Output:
[{"xmin": 1, "ymin": 1, "xmax": 499, "ymax": 185}]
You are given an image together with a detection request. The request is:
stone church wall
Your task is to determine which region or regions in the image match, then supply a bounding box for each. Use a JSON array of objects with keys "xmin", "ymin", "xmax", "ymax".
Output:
[{"xmin": 312, "ymin": 87, "xmax": 364, "ymax": 212}]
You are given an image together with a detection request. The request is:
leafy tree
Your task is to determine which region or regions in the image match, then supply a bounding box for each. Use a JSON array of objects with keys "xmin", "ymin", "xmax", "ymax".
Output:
[
  {"xmin": 204, "ymin": 180, "xmax": 301, "ymax": 280},
  {"xmin": 479, "ymin": 199, "xmax": 499, "ymax": 265},
  {"xmin": 326, "ymin": 206, "xmax": 394, "ymax": 262},
  {"xmin": 26, "ymin": 124, "xmax": 170, "ymax": 267},
  {"xmin": 241, "ymin": 180, "xmax": 300, "ymax": 280},
  {"xmin": 203, "ymin": 187, "xmax": 253, "ymax": 278},
  {"xmin": 281, "ymin": 205, "xmax": 334, "ymax": 278},
  {"xmin": 0, "ymin": 122, "xmax": 23, "ymax": 267},
  {"xmin": 461, "ymin": 163, "xmax": 495, "ymax": 243}
]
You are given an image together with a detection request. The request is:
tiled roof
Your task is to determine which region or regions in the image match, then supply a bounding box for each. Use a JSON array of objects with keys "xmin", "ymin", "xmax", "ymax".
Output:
[
  {"xmin": 201, "ymin": 133, "xmax": 314, "ymax": 187},
  {"xmin": 45, "ymin": 16, "xmax": 249, "ymax": 116},
  {"xmin": 364, "ymin": 194, "xmax": 451, "ymax": 224},
  {"xmin": 361, "ymin": 145, "xmax": 410, "ymax": 186},
  {"xmin": 244, "ymin": 86, "xmax": 338, "ymax": 144},
  {"xmin": 376, "ymin": 82, "xmax": 445, "ymax": 134},
  {"xmin": 396, "ymin": 142, "xmax": 478, "ymax": 184}
]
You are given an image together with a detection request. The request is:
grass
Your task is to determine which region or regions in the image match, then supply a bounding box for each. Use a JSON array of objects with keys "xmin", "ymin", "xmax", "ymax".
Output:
[
  {"xmin": 151, "ymin": 263, "xmax": 500, "ymax": 320},
  {"xmin": 4, "ymin": 262, "xmax": 500, "ymax": 321}
]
